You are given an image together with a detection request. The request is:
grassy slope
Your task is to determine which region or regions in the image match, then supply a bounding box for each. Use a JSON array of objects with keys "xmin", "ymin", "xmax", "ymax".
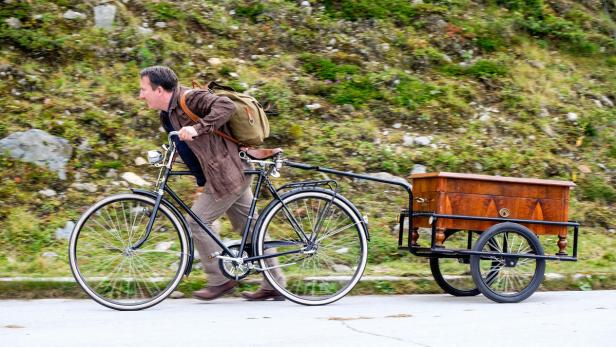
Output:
[{"xmin": 0, "ymin": 0, "xmax": 615, "ymax": 290}]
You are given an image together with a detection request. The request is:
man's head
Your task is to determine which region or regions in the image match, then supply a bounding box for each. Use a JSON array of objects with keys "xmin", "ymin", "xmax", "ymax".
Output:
[{"xmin": 139, "ymin": 66, "xmax": 178, "ymax": 111}]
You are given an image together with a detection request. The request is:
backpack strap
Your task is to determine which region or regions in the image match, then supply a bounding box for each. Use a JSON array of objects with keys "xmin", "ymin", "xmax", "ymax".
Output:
[{"xmin": 179, "ymin": 89, "xmax": 241, "ymax": 145}]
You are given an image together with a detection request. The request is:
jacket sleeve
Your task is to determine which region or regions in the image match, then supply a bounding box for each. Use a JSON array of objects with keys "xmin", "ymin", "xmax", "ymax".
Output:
[{"xmin": 186, "ymin": 91, "xmax": 236, "ymax": 136}]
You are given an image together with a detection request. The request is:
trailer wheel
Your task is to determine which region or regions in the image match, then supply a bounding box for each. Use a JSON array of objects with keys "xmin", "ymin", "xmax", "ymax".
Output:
[
  {"xmin": 430, "ymin": 230, "xmax": 480, "ymax": 296},
  {"xmin": 470, "ymin": 223, "xmax": 545, "ymax": 303}
]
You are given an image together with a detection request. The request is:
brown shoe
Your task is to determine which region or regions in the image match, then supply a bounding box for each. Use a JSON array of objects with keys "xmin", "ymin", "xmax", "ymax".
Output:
[
  {"xmin": 192, "ymin": 281, "xmax": 237, "ymax": 301},
  {"xmin": 241, "ymin": 288, "xmax": 285, "ymax": 301}
]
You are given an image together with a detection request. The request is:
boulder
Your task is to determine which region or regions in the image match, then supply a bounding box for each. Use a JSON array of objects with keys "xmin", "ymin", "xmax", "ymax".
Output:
[
  {"xmin": 0, "ymin": 129, "xmax": 73, "ymax": 179},
  {"xmin": 55, "ymin": 221, "xmax": 75, "ymax": 240},
  {"xmin": 63, "ymin": 10, "xmax": 86, "ymax": 20},
  {"xmin": 4, "ymin": 17, "xmax": 22, "ymax": 29},
  {"xmin": 94, "ymin": 4, "xmax": 116, "ymax": 29},
  {"xmin": 410, "ymin": 164, "xmax": 427, "ymax": 175},
  {"xmin": 39, "ymin": 189, "xmax": 57, "ymax": 197},
  {"xmin": 121, "ymin": 172, "xmax": 150, "ymax": 186}
]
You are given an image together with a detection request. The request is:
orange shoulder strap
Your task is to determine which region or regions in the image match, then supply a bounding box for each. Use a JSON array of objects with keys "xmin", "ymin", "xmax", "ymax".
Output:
[{"xmin": 179, "ymin": 90, "xmax": 200, "ymax": 123}]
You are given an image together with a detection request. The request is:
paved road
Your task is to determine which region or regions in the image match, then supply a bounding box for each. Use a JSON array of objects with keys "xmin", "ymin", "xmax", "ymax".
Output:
[{"xmin": 2, "ymin": 291, "xmax": 615, "ymax": 347}]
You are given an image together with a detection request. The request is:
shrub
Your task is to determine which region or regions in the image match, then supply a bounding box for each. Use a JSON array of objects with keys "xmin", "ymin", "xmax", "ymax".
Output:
[
  {"xmin": 1, "ymin": 208, "xmax": 51, "ymax": 256},
  {"xmin": 300, "ymin": 54, "xmax": 360, "ymax": 81},
  {"xmin": 145, "ymin": 2, "xmax": 186, "ymax": 21},
  {"xmin": 441, "ymin": 60, "xmax": 508, "ymax": 78},
  {"xmin": 578, "ymin": 176, "xmax": 616, "ymax": 203},
  {"xmin": 393, "ymin": 77, "xmax": 438, "ymax": 109},
  {"xmin": 322, "ymin": 0, "xmax": 416, "ymax": 24},
  {"xmin": 330, "ymin": 76, "xmax": 382, "ymax": 107},
  {"xmin": 235, "ymin": 2, "xmax": 265, "ymax": 23}
]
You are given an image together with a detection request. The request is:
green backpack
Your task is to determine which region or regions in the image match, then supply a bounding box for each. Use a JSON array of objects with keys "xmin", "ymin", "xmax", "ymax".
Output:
[{"xmin": 180, "ymin": 81, "xmax": 270, "ymax": 147}]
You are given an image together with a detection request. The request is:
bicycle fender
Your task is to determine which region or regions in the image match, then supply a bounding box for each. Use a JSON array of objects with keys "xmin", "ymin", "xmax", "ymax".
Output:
[{"xmin": 131, "ymin": 189, "xmax": 195, "ymax": 276}]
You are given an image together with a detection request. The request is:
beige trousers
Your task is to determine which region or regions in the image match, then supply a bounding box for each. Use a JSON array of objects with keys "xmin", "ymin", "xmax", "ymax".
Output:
[{"xmin": 189, "ymin": 184, "xmax": 285, "ymax": 289}]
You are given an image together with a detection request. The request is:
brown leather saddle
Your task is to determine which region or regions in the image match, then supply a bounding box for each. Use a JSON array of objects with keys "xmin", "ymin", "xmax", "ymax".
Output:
[{"xmin": 239, "ymin": 147, "xmax": 283, "ymax": 160}]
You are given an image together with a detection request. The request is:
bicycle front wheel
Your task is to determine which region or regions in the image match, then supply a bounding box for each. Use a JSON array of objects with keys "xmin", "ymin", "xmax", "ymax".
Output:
[
  {"xmin": 255, "ymin": 188, "xmax": 368, "ymax": 305},
  {"xmin": 69, "ymin": 193, "xmax": 189, "ymax": 310}
]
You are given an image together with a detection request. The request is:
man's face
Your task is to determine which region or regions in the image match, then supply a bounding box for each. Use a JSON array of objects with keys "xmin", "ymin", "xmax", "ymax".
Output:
[{"xmin": 139, "ymin": 76, "xmax": 164, "ymax": 110}]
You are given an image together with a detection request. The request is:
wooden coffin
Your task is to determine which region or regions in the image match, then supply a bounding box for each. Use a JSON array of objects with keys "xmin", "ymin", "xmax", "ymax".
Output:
[{"xmin": 410, "ymin": 172, "xmax": 575, "ymax": 236}]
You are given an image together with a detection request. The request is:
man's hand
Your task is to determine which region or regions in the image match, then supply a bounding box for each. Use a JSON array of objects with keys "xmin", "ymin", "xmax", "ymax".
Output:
[{"xmin": 178, "ymin": 126, "xmax": 198, "ymax": 141}]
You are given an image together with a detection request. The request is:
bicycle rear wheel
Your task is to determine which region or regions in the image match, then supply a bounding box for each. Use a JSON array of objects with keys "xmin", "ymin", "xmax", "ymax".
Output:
[
  {"xmin": 255, "ymin": 188, "xmax": 368, "ymax": 305},
  {"xmin": 69, "ymin": 193, "xmax": 189, "ymax": 310}
]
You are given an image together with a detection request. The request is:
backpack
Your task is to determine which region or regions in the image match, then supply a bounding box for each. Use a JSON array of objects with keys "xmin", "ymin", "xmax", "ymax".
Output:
[{"xmin": 179, "ymin": 81, "xmax": 269, "ymax": 147}]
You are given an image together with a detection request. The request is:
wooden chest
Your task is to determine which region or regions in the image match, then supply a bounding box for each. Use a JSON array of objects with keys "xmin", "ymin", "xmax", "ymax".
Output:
[{"xmin": 410, "ymin": 172, "xmax": 575, "ymax": 238}]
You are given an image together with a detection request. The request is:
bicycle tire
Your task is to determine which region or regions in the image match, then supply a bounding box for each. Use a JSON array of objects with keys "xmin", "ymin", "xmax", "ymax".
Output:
[
  {"xmin": 254, "ymin": 188, "xmax": 368, "ymax": 305},
  {"xmin": 69, "ymin": 193, "xmax": 189, "ymax": 311}
]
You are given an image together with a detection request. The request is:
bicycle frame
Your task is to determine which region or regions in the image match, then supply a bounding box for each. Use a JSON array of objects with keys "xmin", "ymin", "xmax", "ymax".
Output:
[{"xmin": 130, "ymin": 134, "xmax": 321, "ymax": 272}]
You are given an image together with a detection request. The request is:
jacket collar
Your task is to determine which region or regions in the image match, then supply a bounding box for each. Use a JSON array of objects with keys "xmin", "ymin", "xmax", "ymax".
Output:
[{"xmin": 166, "ymin": 85, "xmax": 186, "ymax": 113}]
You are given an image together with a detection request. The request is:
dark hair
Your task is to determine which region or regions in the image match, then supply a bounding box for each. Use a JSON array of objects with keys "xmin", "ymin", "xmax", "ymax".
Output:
[{"xmin": 140, "ymin": 66, "xmax": 178, "ymax": 92}]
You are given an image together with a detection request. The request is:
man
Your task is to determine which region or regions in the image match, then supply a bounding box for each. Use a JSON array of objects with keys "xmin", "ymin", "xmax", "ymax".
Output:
[{"xmin": 139, "ymin": 65, "xmax": 285, "ymax": 301}]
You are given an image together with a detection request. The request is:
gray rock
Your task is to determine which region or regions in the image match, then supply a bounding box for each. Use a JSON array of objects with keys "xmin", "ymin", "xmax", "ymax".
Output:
[
  {"xmin": 366, "ymin": 172, "xmax": 410, "ymax": 186},
  {"xmin": 169, "ymin": 291, "xmax": 185, "ymax": 299},
  {"xmin": 155, "ymin": 241, "xmax": 174, "ymax": 251},
  {"xmin": 600, "ymin": 95, "xmax": 614, "ymax": 107},
  {"xmin": 544, "ymin": 273, "xmax": 565, "ymax": 280},
  {"xmin": 137, "ymin": 26, "xmax": 153, "ymax": 35},
  {"xmin": 392, "ymin": 123, "xmax": 402, "ymax": 129},
  {"xmin": 55, "ymin": 221, "xmax": 75, "ymax": 240},
  {"xmin": 71, "ymin": 182, "xmax": 98, "ymax": 193},
  {"xmin": 77, "ymin": 139, "xmax": 92, "ymax": 152},
  {"xmin": 106, "ymin": 168, "xmax": 118, "ymax": 179},
  {"xmin": 411, "ymin": 164, "xmax": 427, "ymax": 175},
  {"xmin": 39, "ymin": 189, "xmax": 57, "ymax": 197},
  {"xmin": 540, "ymin": 107, "xmax": 550, "ymax": 117},
  {"xmin": 0, "ymin": 129, "xmax": 73, "ymax": 179},
  {"xmin": 63, "ymin": 10, "xmax": 86, "ymax": 20},
  {"xmin": 208, "ymin": 57, "xmax": 222, "ymax": 66},
  {"xmin": 593, "ymin": 99, "xmax": 603, "ymax": 108},
  {"xmin": 567, "ymin": 112, "xmax": 578, "ymax": 122},
  {"xmin": 121, "ymin": 172, "xmax": 149, "ymax": 186},
  {"xmin": 528, "ymin": 60, "xmax": 545, "ymax": 69},
  {"xmin": 5, "ymin": 17, "xmax": 22, "ymax": 29},
  {"xmin": 332, "ymin": 264, "xmax": 352, "ymax": 273},
  {"xmin": 154, "ymin": 21, "xmax": 167, "ymax": 28},
  {"xmin": 435, "ymin": 19, "xmax": 448, "ymax": 30},
  {"xmin": 542, "ymin": 124, "xmax": 555, "ymax": 137},
  {"xmin": 341, "ymin": 104, "xmax": 355, "ymax": 113},
  {"xmin": 300, "ymin": 0, "xmax": 311, "ymax": 6},
  {"xmin": 94, "ymin": 4, "xmax": 116, "ymax": 29},
  {"xmin": 305, "ymin": 103, "xmax": 322, "ymax": 110},
  {"xmin": 414, "ymin": 136, "xmax": 432, "ymax": 146},
  {"xmin": 134, "ymin": 157, "xmax": 147, "ymax": 166},
  {"xmin": 479, "ymin": 114, "xmax": 491, "ymax": 122},
  {"xmin": 403, "ymin": 134, "xmax": 414, "ymax": 147},
  {"xmin": 42, "ymin": 252, "xmax": 58, "ymax": 259}
]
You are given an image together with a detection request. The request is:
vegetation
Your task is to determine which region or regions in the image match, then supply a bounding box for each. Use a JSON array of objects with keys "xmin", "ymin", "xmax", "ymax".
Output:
[{"xmin": 0, "ymin": 0, "xmax": 615, "ymax": 294}]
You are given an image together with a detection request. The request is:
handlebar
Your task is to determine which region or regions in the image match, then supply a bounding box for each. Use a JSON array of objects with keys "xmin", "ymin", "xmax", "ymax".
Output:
[{"xmin": 168, "ymin": 131, "xmax": 180, "ymax": 144}]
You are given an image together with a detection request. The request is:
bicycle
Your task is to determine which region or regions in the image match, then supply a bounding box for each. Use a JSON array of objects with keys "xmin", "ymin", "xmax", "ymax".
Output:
[{"xmin": 69, "ymin": 131, "xmax": 370, "ymax": 310}]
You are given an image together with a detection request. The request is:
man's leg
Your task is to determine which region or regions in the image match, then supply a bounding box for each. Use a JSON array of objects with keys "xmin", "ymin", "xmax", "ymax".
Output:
[
  {"xmin": 226, "ymin": 186, "xmax": 287, "ymax": 293},
  {"xmin": 189, "ymin": 189, "xmax": 243, "ymax": 298}
]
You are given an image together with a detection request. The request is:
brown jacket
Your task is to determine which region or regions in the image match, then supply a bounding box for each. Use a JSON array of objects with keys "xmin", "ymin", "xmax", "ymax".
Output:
[{"xmin": 161, "ymin": 85, "xmax": 245, "ymax": 199}]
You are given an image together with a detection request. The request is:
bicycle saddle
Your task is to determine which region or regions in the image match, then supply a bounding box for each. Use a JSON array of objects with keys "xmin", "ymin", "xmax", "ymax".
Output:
[{"xmin": 240, "ymin": 147, "xmax": 283, "ymax": 160}]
